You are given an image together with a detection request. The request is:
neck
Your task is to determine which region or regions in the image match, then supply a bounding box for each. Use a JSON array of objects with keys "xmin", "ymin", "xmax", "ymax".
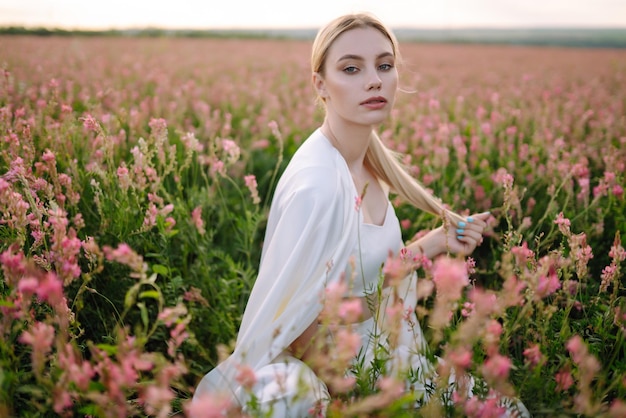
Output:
[{"xmin": 321, "ymin": 119, "xmax": 373, "ymax": 170}]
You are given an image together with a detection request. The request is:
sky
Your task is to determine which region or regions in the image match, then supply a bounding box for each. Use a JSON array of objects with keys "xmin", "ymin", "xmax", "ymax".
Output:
[{"xmin": 1, "ymin": 0, "xmax": 625, "ymax": 30}]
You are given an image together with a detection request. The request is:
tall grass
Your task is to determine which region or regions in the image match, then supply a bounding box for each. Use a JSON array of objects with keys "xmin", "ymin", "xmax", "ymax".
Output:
[{"xmin": 0, "ymin": 36, "xmax": 625, "ymax": 416}]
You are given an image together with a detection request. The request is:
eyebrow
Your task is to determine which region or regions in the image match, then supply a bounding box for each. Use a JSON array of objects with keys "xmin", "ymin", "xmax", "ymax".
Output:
[{"xmin": 337, "ymin": 52, "xmax": 394, "ymax": 62}]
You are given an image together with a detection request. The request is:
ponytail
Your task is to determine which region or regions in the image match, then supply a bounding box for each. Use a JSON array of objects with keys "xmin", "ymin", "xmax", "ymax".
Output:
[{"xmin": 364, "ymin": 131, "xmax": 465, "ymax": 226}]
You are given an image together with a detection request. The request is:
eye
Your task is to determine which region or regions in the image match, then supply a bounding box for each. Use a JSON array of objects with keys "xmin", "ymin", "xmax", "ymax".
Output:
[
  {"xmin": 343, "ymin": 66, "xmax": 359, "ymax": 74},
  {"xmin": 378, "ymin": 63, "xmax": 394, "ymax": 71}
]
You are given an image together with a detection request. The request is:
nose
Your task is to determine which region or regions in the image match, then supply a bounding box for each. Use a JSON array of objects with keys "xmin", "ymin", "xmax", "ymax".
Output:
[{"xmin": 366, "ymin": 73, "xmax": 382, "ymax": 90}]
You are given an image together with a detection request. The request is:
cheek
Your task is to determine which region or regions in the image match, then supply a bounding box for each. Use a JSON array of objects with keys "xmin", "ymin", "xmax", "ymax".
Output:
[
  {"xmin": 385, "ymin": 73, "xmax": 399, "ymax": 90},
  {"xmin": 327, "ymin": 80, "xmax": 354, "ymax": 100}
]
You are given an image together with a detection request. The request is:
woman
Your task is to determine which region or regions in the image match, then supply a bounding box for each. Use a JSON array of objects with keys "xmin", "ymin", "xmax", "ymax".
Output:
[{"xmin": 194, "ymin": 12, "xmax": 526, "ymax": 417}]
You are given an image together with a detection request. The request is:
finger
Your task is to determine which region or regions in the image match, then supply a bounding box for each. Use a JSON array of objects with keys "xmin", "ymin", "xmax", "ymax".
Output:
[
  {"xmin": 467, "ymin": 212, "xmax": 491, "ymax": 226},
  {"xmin": 472, "ymin": 211, "xmax": 491, "ymax": 220},
  {"xmin": 460, "ymin": 229, "xmax": 483, "ymax": 242},
  {"xmin": 464, "ymin": 219, "xmax": 486, "ymax": 231},
  {"xmin": 455, "ymin": 236, "xmax": 477, "ymax": 253},
  {"xmin": 456, "ymin": 222, "xmax": 486, "ymax": 239}
]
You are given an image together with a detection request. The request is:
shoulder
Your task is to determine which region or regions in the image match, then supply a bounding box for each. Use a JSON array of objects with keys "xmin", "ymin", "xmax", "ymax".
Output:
[{"xmin": 274, "ymin": 129, "xmax": 353, "ymax": 207}]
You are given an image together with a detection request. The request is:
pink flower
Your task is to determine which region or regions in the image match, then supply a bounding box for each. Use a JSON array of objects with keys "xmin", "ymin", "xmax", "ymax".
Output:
[
  {"xmin": 53, "ymin": 387, "xmax": 73, "ymax": 414},
  {"xmin": 609, "ymin": 399, "xmax": 626, "ymax": 417},
  {"xmin": 235, "ymin": 364, "xmax": 257, "ymax": 390},
  {"xmin": 81, "ymin": 114, "xmax": 99, "ymax": 131},
  {"xmin": 183, "ymin": 286, "xmax": 209, "ymax": 306},
  {"xmin": 338, "ymin": 298, "xmax": 362, "ymax": 323},
  {"xmin": 19, "ymin": 321, "xmax": 56, "ymax": 372},
  {"xmin": 377, "ymin": 376, "xmax": 404, "ymax": 397},
  {"xmin": 432, "ymin": 257, "xmax": 469, "ymax": 301},
  {"xmin": 191, "ymin": 206, "xmax": 205, "ymax": 235},
  {"xmin": 492, "ymin": 168, "xmax": 513, "ymax": 188},
  {"xmin": 485, "ymin": 319, "xmax": 503, "ymax": 352},
  {"xmin": 117, "ymin": 165, "xmax": 131, "ymax": 190},
  {"xmin": 416, "ymin": 279, "xmax": 434, "ymax": 301},
  {"xmin": 334, "ymin": 328, "xmax": 361, "ymax": 362},
  {"xmin": 58, "ymin": 343, "xmax": 95, "ymax": 391},
  {"xmin": 164, "ymin": 216, "xmax": 176, "ymax": 232},
  {"xmin": 158, "ymin": 304, "xmax": 188, "ymax": 327},
  {"xmin": 385, "ymin": 300, "xmax": 404, "ymax": 324},
  {"xmin": 244, "ymin": 174, "xmax": 261, "ymax": 204},
  {"xmin": 0, "ymin": 177, "xmax": 10, "ymax": 193},
  {"xmin": 103, "ymin": 243, "xmax": 145, "ymax": 275},
  {"xmin": 1, "ymin": 247, "xmax": 26, "ymax": 285},
  {"xmin": 168, "ymin": 321, "xmax": 189, "ymax": 358},
  {"xmin": 448, "ymin": 346, "xmax": 473, "ymax": 370},
  {"xmin": 554, "ymin": 212, "xmax": 571, "ymax": 234},
  {"xmin": 37, "ymin": 272, "xmax": 64, "ymax": 306},
  {"xmin": 481, "ymin": 122, "xmax": 492, "ymax": 136},
  {"xmin": 464, "ymin": 395, "xmax": 506, "ymax": 418},
  {"xmin": 399, "ymin": 247, "xmax": 412, "ymax": 262},
  {"xmin": 161, "ymin": 204, "xmax": 174, "ymax": 216},
  {"xmin": 144, "ymin": 203, "xmax": 158, "ymax": 227},
  {"xmin": 268, "ymin": 120, "xmax": 282, "ymax": 139},
  {"xmin": 523, "ymin": 343, "xmax": 544, "ymax": 368},
  {"xmin": 601, "ymin": 264, "xmax": 618, "ymax": 292},
  {"xmin": 142, "ymin": 385, "xmax": 174, "ymax": 418},
  {"xmin": 609, "ymin": 235, "xmax": 626, "ymax": 262},
  {"xmin": 330, "ymin": 375, "xmax": 357, "ymax": 394},
  {"xmin": 251, "ymin": 138, "xmax": 270, "ymax": 149},
  {"xmin": 511, "ymin": 241, "xmax": 534, "ymax": 265},
  {"xmin": 354, "ymin": 195, "xmax": 363, "ymax": 211},
  {"xmin": 482, "ymin": 353, "xmax": 512, "ymax": 382},
  {"xmin": 465, "ymin": 257, "xmax": 476, "ymax": 274},
  {"xmin": 209, "ymin": 158, "xmax": 225, "ymax": 177},
  {"xmin": 18, "ymin": 276, "xmax": 39, "ymax": 295},
  {"xmin": 536, "ymin": 269, "xmax": 561, "ymax": 299},
  {"xmin": 555, "ymin": 368, "xmax": 574, "ymax": 391},
  {"xmin": 184, "ymin": 393, "xmax": 232, "ymax": 418},
  {"xmin": 42, "ymin": 149, "xmax": 56, "ymax": 163},
  {"xmin": 383, "ymin": 251, "xmax": 408, "ymax": 285},
  {"xmin": 148, "ymin": 117, "xmax": 168, "ymax": 136},
  {"xmin": 221, "ymin": 138, "xmax": 240, "ymax": 163},
  {"xmin": 461, "ymin": 301, "xmax": 474, "ymax": 317},
  {"xmin": 498, "ymin": 275, "xmax": 526, "ymax": 309}
]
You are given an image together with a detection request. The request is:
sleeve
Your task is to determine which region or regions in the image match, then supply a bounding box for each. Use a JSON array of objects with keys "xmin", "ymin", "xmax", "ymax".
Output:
[
  {"xmin": 194, "ymin": 162, "xmax": 359, "ymax": 402},
  {"xmin": 238, "ymin": 165, "xmax": 354, "ymax": 355}
]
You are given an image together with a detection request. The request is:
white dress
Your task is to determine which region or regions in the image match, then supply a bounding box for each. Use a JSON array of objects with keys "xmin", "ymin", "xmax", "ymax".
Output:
[
  {"xmin": 193, "ymin": 129, "xmax": 529, "ymax": 417},
  {"xmin": 194, "ymin": 128, "xmax": 361, "ymax": 415}
]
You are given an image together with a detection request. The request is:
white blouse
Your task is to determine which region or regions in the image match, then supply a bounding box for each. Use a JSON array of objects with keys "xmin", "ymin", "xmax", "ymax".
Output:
[{"xmin": 347, "ymin": 202, "xmax": 403, "ymax": 298}]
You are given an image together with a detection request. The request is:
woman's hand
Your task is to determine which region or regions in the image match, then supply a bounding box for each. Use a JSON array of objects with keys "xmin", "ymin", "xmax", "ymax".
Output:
[
  {"xmin": 443, "ymin": 211, "xmax": 491, "ymax": 256},
  {"xmin": 409, "ymin": 211, "xmax": 492, "ymax": 260}
]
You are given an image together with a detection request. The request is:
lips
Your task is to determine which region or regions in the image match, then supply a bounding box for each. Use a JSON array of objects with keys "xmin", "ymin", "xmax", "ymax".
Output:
[{"xmin": 360, "ymin": 96, "xmax": 387, "ymax": 105}]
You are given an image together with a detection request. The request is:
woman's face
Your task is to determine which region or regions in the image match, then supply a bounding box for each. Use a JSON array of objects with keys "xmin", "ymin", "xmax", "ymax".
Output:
[{"xmin": 314, "ymin": 27, "xmax": 398, "ymax": 127}]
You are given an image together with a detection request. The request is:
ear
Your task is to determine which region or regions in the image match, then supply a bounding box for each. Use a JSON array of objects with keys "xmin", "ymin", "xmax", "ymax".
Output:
[{"xmin": 312, "ymin": 72, "xmax": 327, "ymax": 99}]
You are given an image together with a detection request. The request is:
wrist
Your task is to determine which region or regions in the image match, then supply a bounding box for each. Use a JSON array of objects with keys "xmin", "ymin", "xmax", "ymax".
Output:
[{"xmin": 410, "ymin": 228, "xmax": 445, "ymax": 260}]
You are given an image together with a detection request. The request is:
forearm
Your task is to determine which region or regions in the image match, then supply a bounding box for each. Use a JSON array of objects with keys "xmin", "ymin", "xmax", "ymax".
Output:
[{"xmin": 406, "ymin": 227, "xmax": 446, "ymax": 261}]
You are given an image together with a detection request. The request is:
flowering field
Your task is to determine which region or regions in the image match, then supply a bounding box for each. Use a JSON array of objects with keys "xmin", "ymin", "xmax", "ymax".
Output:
[{"xmin": 0, "ymin": 35, "xmax": 625, "ymax": 417}]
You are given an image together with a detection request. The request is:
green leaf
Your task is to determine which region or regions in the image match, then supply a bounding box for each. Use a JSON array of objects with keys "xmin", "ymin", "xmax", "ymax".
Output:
[
  {"xmin": 138, "ymin": 302, "xmax": 149, "ymax": 330},
  {"xmin": 139, "ymin": 290, "xmax": 161, "ymax": 300},
  {"xmin": 0, "ymin": 300, "xmax": 15, "ymax": 308},
  {"xmin": 124, "ymin": 282, "xmax": 141, "ymax": 309},
  {"xmin": 79, "ymin": 403, "xmax": 101, "ymax": 415},
  {"xmin": 88, "ymin": 380, "xmax": 106, "ymax": 392},
  {"xmin": 152, "ymin": 264, "xmax": 169, "ymax": 276},
  {"xmin": 95, "ymin": 344, "xmax": 117, "ymax": 355}
]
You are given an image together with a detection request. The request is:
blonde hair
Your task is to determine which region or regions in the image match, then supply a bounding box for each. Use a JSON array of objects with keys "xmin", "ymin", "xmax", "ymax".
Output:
[{"xmin": 311, "ymin": 13, "xmax": 464, "ymax": 225}]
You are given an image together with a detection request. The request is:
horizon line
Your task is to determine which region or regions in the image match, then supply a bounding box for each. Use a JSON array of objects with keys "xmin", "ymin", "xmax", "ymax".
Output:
[{"xmin": 3, "ymin": 24, "xmax": 626, "ymax": 31}]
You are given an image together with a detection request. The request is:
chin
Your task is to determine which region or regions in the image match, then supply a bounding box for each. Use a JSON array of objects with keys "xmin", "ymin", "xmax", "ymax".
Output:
[{"xmin": 360, "ymin": 114, "xmax": 390, "ymax": 126}]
